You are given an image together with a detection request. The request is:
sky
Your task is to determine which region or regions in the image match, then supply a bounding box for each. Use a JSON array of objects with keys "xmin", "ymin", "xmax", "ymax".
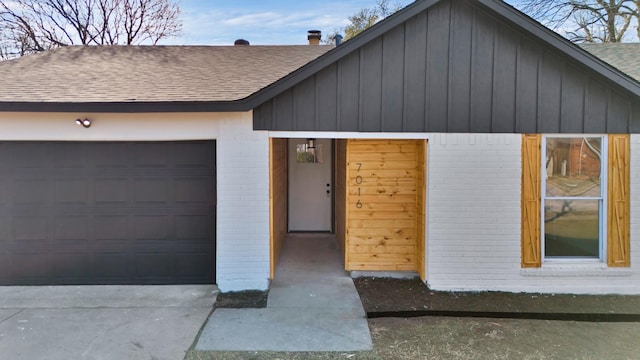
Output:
[
  {"xmin": 169, "ymin": 0, "xmax": 412, "ymax": 46},
  {"xmin": 169, "ymin": 0, "xmax": 522, "ymax": 46}
]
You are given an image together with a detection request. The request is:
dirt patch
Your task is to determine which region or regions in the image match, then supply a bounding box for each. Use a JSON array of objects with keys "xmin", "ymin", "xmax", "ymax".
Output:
[
  {"xmin": 190, "ymin": 278, "xmax": 640, "ymax": 359},
  {"xmin": 213, "ymin": 278, "xmax": 640, "ymax": 314},
  {"xmin": 366, "ymin": 316, "xmax": 640, "ymax": 360},
  {"xmin": 353, "ymin": 277, "xmax": 640, "ymax": 315},
  {"xmin": 187, "ymin": 317, "xmax": 640, "ymax": 360},
  {"xmin": 214, "ymin": 290, "xmax": 268, "ymax": 309}
]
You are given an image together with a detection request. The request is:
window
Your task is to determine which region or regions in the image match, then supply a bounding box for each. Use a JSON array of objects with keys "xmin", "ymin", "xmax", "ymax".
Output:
[
  {"xmin": 521, "ymin": 134, "xmax": 630, "ymax": 268},
  {"xmin": 542, "ymin": 136, "xmax": 605, "ymax": 260},
  {"xmin": 296, "ymin": 142, "xmax": 324, "ymax": 163}
]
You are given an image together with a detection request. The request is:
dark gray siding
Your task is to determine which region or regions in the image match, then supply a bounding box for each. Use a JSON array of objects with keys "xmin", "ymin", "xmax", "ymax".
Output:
[{"xmin": 254, "ymin": 0, "xmax": 640, "ymax": 133}]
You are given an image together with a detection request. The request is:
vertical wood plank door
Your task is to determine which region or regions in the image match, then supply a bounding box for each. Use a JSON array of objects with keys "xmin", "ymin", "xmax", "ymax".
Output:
[{"xmin": 345, "ymin": 139, "xmax": 425, "ymax": 272}]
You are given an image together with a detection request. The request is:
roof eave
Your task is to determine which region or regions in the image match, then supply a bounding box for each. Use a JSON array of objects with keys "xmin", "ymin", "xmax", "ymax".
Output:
[
  {"xmin": 0, "ymin": 100, "xmax": 253, "ymax": 113},
  {"xmin": 246, "ymin": 0, "xmax": 640, "ymax": 109},
  {"xmin": 476, "ymin": 0, "xmax": 640, "ymax": 97},
  {"xmin": 243, "ymin": 0, "xmax": 442, "ymax": 108}
]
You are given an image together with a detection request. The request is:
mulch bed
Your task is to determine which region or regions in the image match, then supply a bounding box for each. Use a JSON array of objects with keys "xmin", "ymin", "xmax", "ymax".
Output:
[
  {"xmin": 352, "ymin": 277, "xmax": 640, "ymax": 318},
  {"xmin": 214, "ymin": 290, "xmax": 269, "ymax": 309},
  {"xmin": 212, "ymin": 277, "xmax": 640, "ymax": 321}
]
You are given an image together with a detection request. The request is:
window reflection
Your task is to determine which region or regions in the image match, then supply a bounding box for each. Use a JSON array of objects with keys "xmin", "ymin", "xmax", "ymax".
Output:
[
  {"xmin": 544, "ymin": 136, "xmax": 603, "ymax": 259},
  {"xmin": 544, "ymin": 199, "xmax": 599, "ymax": 257},
  {"xmin": 296, "ymin": 143, "xmax": 324, "ymax": 163},
  {"xmin": 545, "ymin": 137, "xmax": 601, "ymax": 197}
]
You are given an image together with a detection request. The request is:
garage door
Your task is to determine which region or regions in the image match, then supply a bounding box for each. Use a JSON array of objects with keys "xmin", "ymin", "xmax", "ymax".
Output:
[{"xmin": 0, "ymin": 141, "xmax": 216, "ymax": 285}]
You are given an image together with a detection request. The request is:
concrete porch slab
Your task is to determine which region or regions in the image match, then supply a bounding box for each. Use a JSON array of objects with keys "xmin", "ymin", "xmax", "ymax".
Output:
[
  {"xmin": 196, "ymin": 234, "xmax": 372, "ymax": 353},
  {"xmin": 268, "ymin": 280, "xmax": 365, "ymax": 316},
  {"xmin": 195, "ymin": 307, "xmax": 372, "ymax": 352}
]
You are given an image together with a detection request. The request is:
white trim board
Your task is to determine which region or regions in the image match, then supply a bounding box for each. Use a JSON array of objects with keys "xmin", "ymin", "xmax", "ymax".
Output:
[{"xmin": 267, "ymin": 131, "xmax": 430, "ymax": 139}]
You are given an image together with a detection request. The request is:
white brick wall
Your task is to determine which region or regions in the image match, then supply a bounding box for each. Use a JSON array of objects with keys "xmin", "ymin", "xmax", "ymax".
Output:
[
  {"xmin": 215, "ymin": 117, "xmax": 270, "ymax": 292},
  {"xmin": 426, "ymin": 133, "xmax": 640, "ymax": 295}
]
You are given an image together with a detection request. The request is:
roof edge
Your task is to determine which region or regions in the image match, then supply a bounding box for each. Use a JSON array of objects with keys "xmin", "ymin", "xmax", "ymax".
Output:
[
  {"xmin": 243, "ymin": 0, "xmax": 441, "ymax": 108},
  {"xmin": 246, "ymin": 0, "xmax": 640, "ymax": 109},
  {"xmin": 0, "ymin": 100, "xmax": 252, "ymax": 113},
  {"xmin": 476, "ymin": 0, "xmax": 640, "ymax": 96}
]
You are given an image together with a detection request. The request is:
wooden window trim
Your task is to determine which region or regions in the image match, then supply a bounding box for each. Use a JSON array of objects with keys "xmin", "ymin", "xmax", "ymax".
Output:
[
  {"xmin": 521, "ymin": 134, "xmax": 541, "ymax": 267},
  {"xmin": 521, "ymin": 134, "xmax": 630, "ymax": 268},
  {"xmin": 607, "ymin": 134, "xmax": 631, "ymax": 267}
]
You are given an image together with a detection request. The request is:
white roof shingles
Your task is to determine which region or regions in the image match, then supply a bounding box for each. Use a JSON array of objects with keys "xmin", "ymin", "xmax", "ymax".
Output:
[{"xmin": 0, "ymin": 45, "xmax": 332, "ymax": 104}]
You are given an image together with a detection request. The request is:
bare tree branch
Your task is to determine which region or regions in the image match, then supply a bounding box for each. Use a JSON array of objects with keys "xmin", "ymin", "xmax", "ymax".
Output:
[
  {"xmin": 516, "ymin": 0, "xmax": 638, "ymax": 42},
  {"xmin": 324, "ymin": 0, "xmax": 404, "ymax": 45},
  {"xmin": 0, "ymin": 0, "xmax": 181, "ymax": 59}
]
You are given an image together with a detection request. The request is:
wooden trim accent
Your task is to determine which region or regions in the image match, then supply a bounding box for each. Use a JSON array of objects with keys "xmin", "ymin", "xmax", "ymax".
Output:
[
  {"xmin": 335, "ymin": 140, "xmax": 348, "ymax": 257},
  {"xmin": 607, "ymin": 134, "xmax": 631, "ymax": 267},
  {"xmin": 344, "ymin": 140, "xmax": 351, "ymax": 268},
  {"xmin": 269, "ymin": 138, "xmax": 288, "ymax": 278},
  {"xmin": 416, "ymin": 140, "xmax": 427, "ymax": 280},
  {"xmin": 521, "ymin": 134, "xmax": 542, "ymax": 268}
]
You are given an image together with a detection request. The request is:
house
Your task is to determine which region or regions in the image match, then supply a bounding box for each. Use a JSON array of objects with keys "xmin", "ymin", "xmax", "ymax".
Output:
[{"xmin": 1, "ymin": 0, "xmax": 639, "ymax": 294}]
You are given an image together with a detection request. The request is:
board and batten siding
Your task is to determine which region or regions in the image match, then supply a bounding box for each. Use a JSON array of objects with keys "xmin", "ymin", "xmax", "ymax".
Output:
[
  {"xmin": 254, "ymin": 0, "xmax": 640, "ymax": 133},
  {"xmin": 345, "ymin": 139, "xmax": 425, "ymax": 273},
  {"xmin": 427, "ymin": 133, "xmax": 640, "ymax": 294}
]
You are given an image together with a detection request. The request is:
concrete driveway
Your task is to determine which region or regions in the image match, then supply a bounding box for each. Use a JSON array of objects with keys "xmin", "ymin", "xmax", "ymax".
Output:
[{"xmin": 0, "ymin": 285, "xmax": 217, "ymax": 360}]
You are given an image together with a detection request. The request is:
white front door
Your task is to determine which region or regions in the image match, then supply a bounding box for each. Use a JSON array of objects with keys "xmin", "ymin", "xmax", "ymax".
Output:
[{"xmin": 288, "ymin": 138, "xmax": 332, "ymax": 231}]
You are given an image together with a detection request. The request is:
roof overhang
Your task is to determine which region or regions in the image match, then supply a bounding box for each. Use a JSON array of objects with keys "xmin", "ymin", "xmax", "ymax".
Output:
[
  {"xmin": 0, "ymin": 100, "xmax": 252, "ymax": 113},
  {"xmin": 243, "ymin": 0, "xmax": 640, "ymax": 108},
  {"xmin": 475, "ymin": 0, "xmax": 640, "ymax": 97},
  {"xmin": 2, "ymin": 0, "xmax": 638, "ymax": 114}
]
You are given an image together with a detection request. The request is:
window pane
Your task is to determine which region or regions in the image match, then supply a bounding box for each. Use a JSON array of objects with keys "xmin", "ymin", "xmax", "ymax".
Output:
[
  {"xmin": 544, "ymin": 199, "xmax": 599, "ymax": 257},
  {"xmin": 296, "ymin": 143, "xmax": 324, "ymax": 164},
  {"xmin": 545, "ymin": 137, "xmax": 601, "ymax": 197}
]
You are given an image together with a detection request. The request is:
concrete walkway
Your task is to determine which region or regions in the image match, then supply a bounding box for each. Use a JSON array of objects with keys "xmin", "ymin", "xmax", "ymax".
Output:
[
  {"xmin": 0, "ymin": 285, "xmax": 217, "ymax": 360},
  {"xmin": 196, "ymin": 234, "xmax": 372, "ymax": 352}
]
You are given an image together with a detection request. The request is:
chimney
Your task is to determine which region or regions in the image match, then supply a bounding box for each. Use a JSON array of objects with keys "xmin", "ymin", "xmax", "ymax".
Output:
[
  {"xmin": 234, "ymin": 39, "xmax": 250, "ymax": 46},
  {"xmin": 307, "ymin": 30, "xmax": 321, "ymax": 45}
]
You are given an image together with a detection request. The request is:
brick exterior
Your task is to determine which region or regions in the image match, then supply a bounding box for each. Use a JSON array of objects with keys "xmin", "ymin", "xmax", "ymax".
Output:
[
  {"xmin": 215, "ymin": 117, "xmax": 270, "ymax": 291},
  {"xmin": 425, "ymin": 133, "xmax": 640, "ymax": 295}
]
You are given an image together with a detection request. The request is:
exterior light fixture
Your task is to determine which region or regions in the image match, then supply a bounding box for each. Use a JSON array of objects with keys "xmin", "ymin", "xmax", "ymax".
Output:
[{"xmin": 76, "ymin": 118, "xmax": 91, "ymax": 128}]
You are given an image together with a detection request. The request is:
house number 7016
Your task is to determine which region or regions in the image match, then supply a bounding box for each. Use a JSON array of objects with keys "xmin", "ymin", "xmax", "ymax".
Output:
[{"xmin": 356, "ymin": 163, "xmax": 363, "ymax": 208}]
